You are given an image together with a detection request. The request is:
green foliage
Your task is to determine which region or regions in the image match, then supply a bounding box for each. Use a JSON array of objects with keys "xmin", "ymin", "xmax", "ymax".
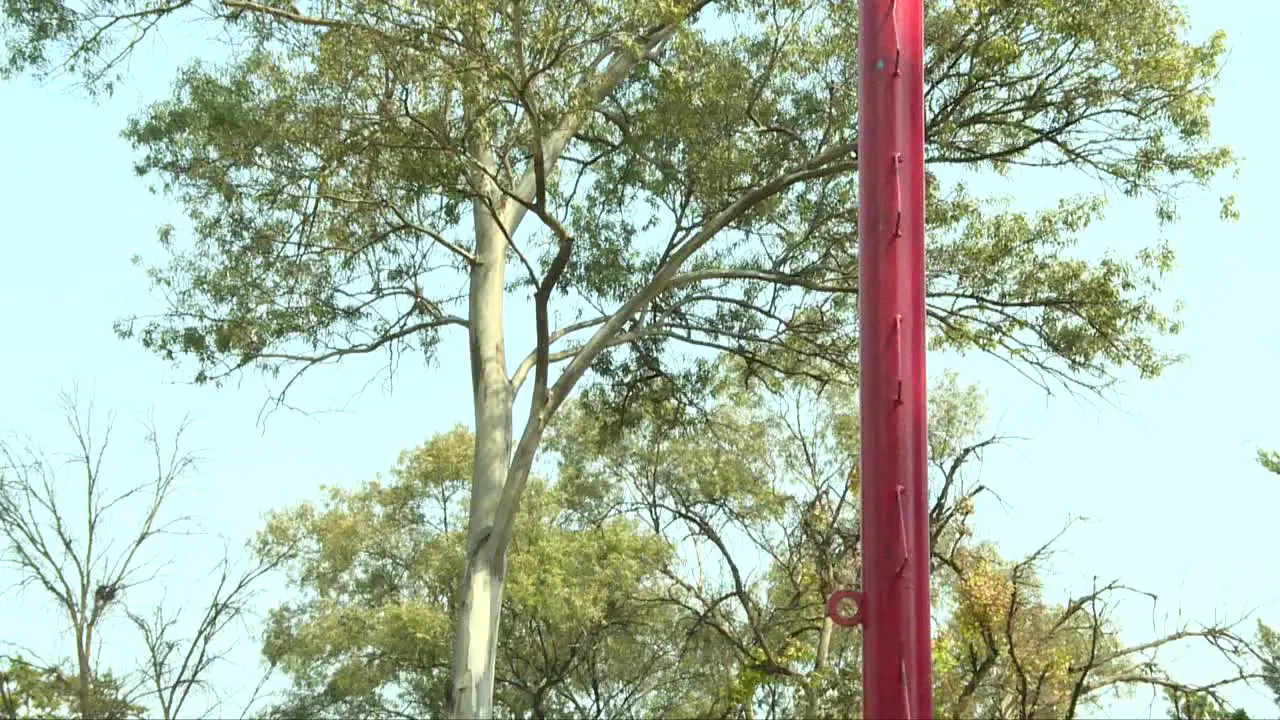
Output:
[
  {"xmin": 1257, "ymin": 450, "xmax": 1280, "ymax": 475},
  {"xmin": 0, "ymin": 657, "xmax": 143, "ymax": 720},
  {"xmin": 1165, "ymin": 688, "xmax": 1250, "ymax": 720},
  {"xmin": 551, "ymin": 370, "xmax": 1270, "ymax": 719},
  {"xmin": 0, "ymin": 0, "xmax": 1232, "ymax": 398},
  {"xmin": 932, "ymin": 541, "xmax": 1132, "ymax": 717},
  {"xmin": 2, "ymin": 1, "xmax": 1250, "ymax": 714},
  {"xmin": 255, "ymin": 426, "xmax": 680, "ymax": 719},
  {"xmin": 1259, "ymin": 621, "xmax": 1280, "ymax": 707},
  {"xmin": 251, "ymin": 367, "xmax": 1258, "ymax": 718}
]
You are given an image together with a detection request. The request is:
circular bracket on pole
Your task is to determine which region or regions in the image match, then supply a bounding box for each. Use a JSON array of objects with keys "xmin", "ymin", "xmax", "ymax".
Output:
[{"xmin": 826, "ymin": 589, "xmax": 864, "ymax": 628}]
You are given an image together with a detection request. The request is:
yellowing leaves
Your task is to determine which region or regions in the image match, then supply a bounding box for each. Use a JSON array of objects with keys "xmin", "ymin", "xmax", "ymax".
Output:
[{"xmin": 954, "ymin": 551, "xmax": 1015, "ymax": 628}]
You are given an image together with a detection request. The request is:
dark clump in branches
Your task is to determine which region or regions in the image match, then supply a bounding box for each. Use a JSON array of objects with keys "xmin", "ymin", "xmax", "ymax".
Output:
[{"xmin": 0, "ymin": 391, "xmax": 290, "ymax": 720}]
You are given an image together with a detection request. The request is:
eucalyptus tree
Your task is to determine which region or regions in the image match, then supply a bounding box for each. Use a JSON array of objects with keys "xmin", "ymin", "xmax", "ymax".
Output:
[{"xmin": 2, "ymin": 0, "xmax": 1234, "ymax": 714}]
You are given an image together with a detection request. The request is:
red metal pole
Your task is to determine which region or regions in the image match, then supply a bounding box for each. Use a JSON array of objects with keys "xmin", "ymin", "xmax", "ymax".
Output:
[{"xmin": 857, "ymin": 0, "xmax": 930, "ymax": 716}]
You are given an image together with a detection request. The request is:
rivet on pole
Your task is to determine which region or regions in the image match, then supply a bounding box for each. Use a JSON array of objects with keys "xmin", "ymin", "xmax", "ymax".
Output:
[
  {"xmin": 894, "ymin": 313, "xmax": 904, "ymax": 403},
  {"xmin": 895, "ymin": 484, "xmax": 909, "ymax": 576},
  {"xmin": 900, "ymin": 657, "xmax": 913, "ymax": 720},
  {"xmin": 892, "ymin": 154, "xmax": 904, "ymax": 239}
]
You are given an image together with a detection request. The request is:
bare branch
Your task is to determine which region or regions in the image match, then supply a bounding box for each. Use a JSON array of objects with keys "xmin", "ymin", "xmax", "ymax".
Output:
[{"xmin": 0, "ymin": 390, "xmax": 198, "ymax": 719}]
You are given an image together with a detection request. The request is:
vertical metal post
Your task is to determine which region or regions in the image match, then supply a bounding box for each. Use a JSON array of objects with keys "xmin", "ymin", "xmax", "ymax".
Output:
[{"xmin": 857, "ymin": 0, "xmax": 930, "ymax": 717}]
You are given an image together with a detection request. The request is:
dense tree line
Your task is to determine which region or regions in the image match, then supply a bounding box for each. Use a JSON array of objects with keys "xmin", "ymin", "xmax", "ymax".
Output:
[
  {"xmin": 248, "ymin": 369, "xmax": 1280, "ymax": 718},
  {"xmin": 5, "ymin": 375, "xmax": 1277, "ymax": 718}
]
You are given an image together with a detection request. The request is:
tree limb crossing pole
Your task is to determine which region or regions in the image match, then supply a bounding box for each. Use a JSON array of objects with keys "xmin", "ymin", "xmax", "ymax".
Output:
[{"xmin": 858, "ymin": 0, "xmax": 930, "ymax": 716}]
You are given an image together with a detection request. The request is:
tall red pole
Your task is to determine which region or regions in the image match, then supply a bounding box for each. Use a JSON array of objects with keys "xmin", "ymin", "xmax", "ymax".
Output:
[{"xmin": 857, "ymin": 0, "xmax": 930, "ymax": 716}]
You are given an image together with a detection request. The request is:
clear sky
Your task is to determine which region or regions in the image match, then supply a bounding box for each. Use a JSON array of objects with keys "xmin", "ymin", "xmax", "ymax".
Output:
[{"xmin": 1, "ymin": 0, "xmax": 1277, "ymax": 716}]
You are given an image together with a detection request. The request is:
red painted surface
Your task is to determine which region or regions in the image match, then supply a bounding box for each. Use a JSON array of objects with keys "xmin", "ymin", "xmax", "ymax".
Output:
[{"xmin": 856, "ymin": 0, "xmax": 930, "ymax": 717}]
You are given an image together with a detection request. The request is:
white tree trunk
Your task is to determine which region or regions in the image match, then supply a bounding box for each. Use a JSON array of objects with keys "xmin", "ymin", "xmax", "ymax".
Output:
[
  {"xmin": 805, "ymin": 616, "xmax": 835, "ymax": 716},
  {"xmin": 448, "ymin": 534, "xmax": 506, "ymax": 718},
  {"xmin": 448, "ymin": 149, "xmax": 513, "ymax": 717},
  {"xmin": 76, "ymin": 622, "xmax": 93, "ymax": 719}
]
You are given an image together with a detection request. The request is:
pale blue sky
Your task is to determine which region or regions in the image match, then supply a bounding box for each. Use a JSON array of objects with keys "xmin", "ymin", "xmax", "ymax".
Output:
[{"xmin": 1, "ymin": 0, "xmax": 1278, "ymax": 716}]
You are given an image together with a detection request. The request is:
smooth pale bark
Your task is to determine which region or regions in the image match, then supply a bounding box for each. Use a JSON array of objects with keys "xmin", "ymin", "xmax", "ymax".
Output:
[
  {"xmin": 447, "ymin": 538, "xmax": 505, "ymax": 718},
  {"xmin": 805, "ymin": 616, "xmax": 836, "ymax": 717},
  {"xmin": 448, "ymin": 121, "xmax": 513, "ymax": 716}
]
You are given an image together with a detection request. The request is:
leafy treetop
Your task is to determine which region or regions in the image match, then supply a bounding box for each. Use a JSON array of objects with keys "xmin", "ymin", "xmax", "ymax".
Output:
[{"xmin": 0, "ymin": 0, "xmax": 1234, "ymax": 400}]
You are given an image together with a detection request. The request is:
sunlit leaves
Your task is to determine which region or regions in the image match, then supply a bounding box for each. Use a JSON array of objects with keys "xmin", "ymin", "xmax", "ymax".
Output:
[
  {"xmin": 1258, "ymin": 450, "xmax": 1280, "ymax": 476},
  {"xmin": 1260, "ymin": 622, "xmax": 1280, "ymax": 708},
  {"xmin": 925, "ymin": 0, "xmax": 1231, "ymax": 191},
  {"xmin": 255, "ymin": 427, "xmax": 678, "ymax": 718},
  {"xmin": 245, "ymin": 366, "xmax": 1267, "ymax": 719},
  {"xmin": 932, "ymin": 543, "xmax": 1128, "ymax": 719},
  {"xmin": 0, "ymin": 657, "xmax": 144, "ymax": 720},
  {"xmin": 1165, "ymin": 688, "xmax": 1251, "ymax": 720},
  {"xmin": 925, "ymin": 185, "xmax": 1182, "ymax": 384},
  {"xmin": 0, "ymin": 0, "xmax": 1228, "ymax": 400},
  {"xmin": 547, "ymin": 363, "xmax": 1042, "ymax": 718},
  {"xmin": 928, "ymin": 371, "xmax": 986, "ymax": 461}
]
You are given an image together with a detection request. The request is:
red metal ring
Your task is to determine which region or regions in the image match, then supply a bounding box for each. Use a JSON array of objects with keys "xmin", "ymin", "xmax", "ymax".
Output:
[{"xmin": 826, "ymin": 589, "xmax": 864, "ymax": 627}]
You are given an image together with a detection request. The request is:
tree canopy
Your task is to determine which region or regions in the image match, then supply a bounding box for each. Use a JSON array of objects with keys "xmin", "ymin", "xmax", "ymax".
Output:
[
  {"xmin": 253, "ymin": 372, "xmax": 1271, "ymax": 719},
  {"xmin": 37, "ymin": 0, "xmax": 1226, "ymax": 395},
  {"xmin": 254, "ymin": 425, "xmax": 678, "ymax": 718}
]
